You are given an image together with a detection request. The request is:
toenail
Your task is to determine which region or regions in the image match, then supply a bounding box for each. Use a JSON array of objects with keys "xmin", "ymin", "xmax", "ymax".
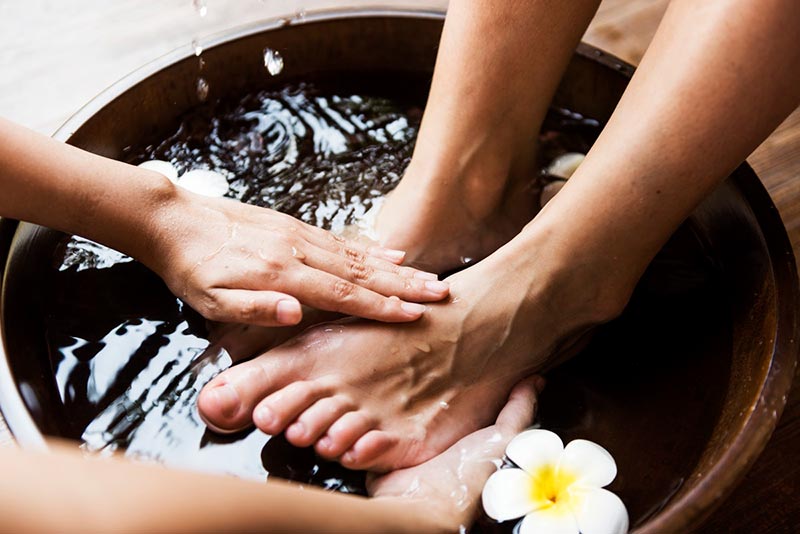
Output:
[
  {"xmin": 211, "ymin": 384, "xmax": 240, "ymax": 418},
  {"xmin": 288, "ymin": 421, "xmax": 305, "ymax": 437},
  {"xmin": 254, "ymin": 406, "xmax": 276, "ymax": 428},
  {"xmin": 424, "ymin": 280, "xmax": 449, "ymax": 293}
]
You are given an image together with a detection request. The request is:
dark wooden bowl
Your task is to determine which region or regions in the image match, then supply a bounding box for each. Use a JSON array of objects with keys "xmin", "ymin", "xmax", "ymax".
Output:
[{"xmin": 0, "ymin": 9, "xmax": 797, "ymax": 533}]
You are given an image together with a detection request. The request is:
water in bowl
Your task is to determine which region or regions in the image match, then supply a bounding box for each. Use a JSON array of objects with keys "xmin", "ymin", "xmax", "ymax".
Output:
[{"xmin": 41, "ymin": 80, "xmax": 729, "ymax": 530}]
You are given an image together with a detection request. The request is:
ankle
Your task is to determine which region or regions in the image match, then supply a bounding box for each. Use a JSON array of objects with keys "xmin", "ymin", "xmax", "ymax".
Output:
[
  {"xmin": 490, "ymin": 222, "xmax": 637, "ymax": 329},
  {"xmin": 402, "ymin": 144, "xmax": 535, "ymax": 221}
]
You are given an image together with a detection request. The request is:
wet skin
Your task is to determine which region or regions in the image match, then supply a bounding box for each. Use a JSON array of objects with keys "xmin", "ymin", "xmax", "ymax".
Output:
[{"xmin": 198, "ymin": 235, "xmax": 604, "ymax": 471}]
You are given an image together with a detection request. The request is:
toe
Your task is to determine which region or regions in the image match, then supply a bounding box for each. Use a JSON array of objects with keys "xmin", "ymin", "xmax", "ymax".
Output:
[
  {"xmin": 197, "ymin": 382, "xmax": 245, "ymax": 434},
  {"xmin": 315, "ymin": 411, "xmax": 375, "ymax": 459},
  {"xmin": 340, "ymin": 430, "xmax": 399, "ymax": 471},
  {"xmin": 285, "ymin": 395, "xmax": 355, "ymax": 448},
  {"xmin": 198, "ymin": 343, "xmax": 301, "ymax": 433},
  {"xmin": 253, "ymin": 380, "xmax": 330, "ymax": 435}
]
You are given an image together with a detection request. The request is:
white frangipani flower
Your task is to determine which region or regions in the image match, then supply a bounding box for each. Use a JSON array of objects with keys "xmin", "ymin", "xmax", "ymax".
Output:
[
  {"xmin": 138, "ymin": 160, "xmax": 229, "ymax": 197},
  {"xmin": 482, "ymin": 429, "xmax": 628, "ymax": 534}
]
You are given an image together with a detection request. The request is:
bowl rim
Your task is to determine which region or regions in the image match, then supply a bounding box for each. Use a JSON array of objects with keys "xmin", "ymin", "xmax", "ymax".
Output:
[{"xmin": 0, "ymin": 6, "xmax": 797, "ymax": 533}]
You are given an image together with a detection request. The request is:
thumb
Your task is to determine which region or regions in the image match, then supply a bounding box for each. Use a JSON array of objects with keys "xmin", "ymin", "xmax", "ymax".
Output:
[
  {"xmin": 204, "ymin": 289, "xmax": 303, "ymax": 326},
  {"xmin": 495, "ymin": 375, "xmax": 545, "ymax": 435}
]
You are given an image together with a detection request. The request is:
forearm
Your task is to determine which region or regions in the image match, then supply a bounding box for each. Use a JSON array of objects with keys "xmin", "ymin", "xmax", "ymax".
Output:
[
  {"xmin": 0, "ymin": 442, "xmax": 446, "ymax": 534},
  {"xmin": 0, "ymin": 117, "xmax": 175, "ymax": 267},
  {"xmin": 526, "ymin": 0, "xmax": 800, "ymax": 307}
]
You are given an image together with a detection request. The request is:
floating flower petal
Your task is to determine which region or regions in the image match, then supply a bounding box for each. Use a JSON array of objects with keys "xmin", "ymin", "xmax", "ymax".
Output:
[
  {"xmin": 138, "ymin": 160, "xmax": 179, "ymax": 183},
  {"xmin": 560, "ymin": 439, "xmax": 617, "ymax": 489},
  {"xmin": 177, "ymin": 169, "xmax": 230, "ymax": 197},
  {"xmin": 571, "ymin": 487, "xmax": 629, "ymax": 534},
  {"xmin": 506, "ymin": 429, "xmax": 564, "ymax": 475},
  {"xmin": 482, "ymin": 468, "xmax": 539, "ymax": 521}
]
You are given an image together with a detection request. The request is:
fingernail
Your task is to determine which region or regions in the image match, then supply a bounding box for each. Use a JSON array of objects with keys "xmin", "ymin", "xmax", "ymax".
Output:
[
  {"xmin": 276, "ymin": 299, "xmax": 302, "ymax": 325},
  {"xmin": 533, "ymin": 376, "xmax": 547, "ymax": 393},
  {"xmin": 377, "ymin": 247, "xmax": 406, "ymax": 262},
  {"xmin": 342, "ymin": 451, "xmax": 355, "ymax": 464},
  {"xmin": 254, "ymin": 405, "xmax": 275, "ymax": 429},
  {"xmin": 424, "ymin": 280, "xmax": 449, "ymax": 294},
  {"xmin": 211, "ymin": 384, "xmax": 240, "ymax": 418},
  {"xmin": 401, "ymin": 302, "xmax": 427, "ymax": 315},
  {"xmin": 319, "ymin": 436, "xmax": 332, "ymax": 450},
  {"xmin": 414, "ymin": 271, "xmax": 438, "ymax": 281}
]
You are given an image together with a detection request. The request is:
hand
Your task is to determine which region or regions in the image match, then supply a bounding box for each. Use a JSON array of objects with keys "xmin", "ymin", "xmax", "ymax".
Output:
[
  {"xmin": 368, "ymin": 376, "xmax": 543, "ymax": 532},
  {"xmin": 144, "ymin": 189, "xmax": 450, "ymax": 326}
]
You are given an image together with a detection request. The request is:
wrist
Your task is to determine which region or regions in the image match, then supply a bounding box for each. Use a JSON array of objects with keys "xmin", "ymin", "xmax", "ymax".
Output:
[{"xmin": 81, "ymin": 164, "xmax": 184, "ymax": 272}]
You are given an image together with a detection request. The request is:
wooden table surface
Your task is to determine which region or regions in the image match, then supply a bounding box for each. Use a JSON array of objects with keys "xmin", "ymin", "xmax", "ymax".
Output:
[{"xmin": 0, "ymin": 1, "xmax": 797, "ymax": 532}]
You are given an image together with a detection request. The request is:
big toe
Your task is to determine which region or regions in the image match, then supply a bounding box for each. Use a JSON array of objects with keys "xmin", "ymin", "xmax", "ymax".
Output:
[{"xmin": 198, "ymin": 355, "xmax": 291, "ymax": 433}]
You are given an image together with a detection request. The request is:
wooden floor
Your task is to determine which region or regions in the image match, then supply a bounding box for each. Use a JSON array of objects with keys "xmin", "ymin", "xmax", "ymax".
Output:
[{"xmin": 0, "ymin": 1, "xmax": 798, "ymax": 532}]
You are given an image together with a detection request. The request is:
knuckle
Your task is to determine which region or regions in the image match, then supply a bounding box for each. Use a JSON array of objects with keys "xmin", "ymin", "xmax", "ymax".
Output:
[
  {"xmin": 238, "ymin": 298, "xmax": 261, "ymax": 322},
  {"xmin": 332, "ymin": 279, "xmax": 356, "ymax": 300},
  {"xmin": 343, "ymin": 247, "xmax": 366, "ymax": 264},
  {"xmin": 197, "ymin": 290, "xmax": 222, "ymax": 319},
  {"xmin": 348, "ymin": 261, "xmax": 374, "ymax": 282},
  {"xmin": 397, "ymin": 266, "xmax": 416, "ymax": 278}
]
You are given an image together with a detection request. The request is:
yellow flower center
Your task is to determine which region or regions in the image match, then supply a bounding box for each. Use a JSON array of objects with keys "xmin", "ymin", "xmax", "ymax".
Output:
[{"xmin": 529, "ymin": 464, "xmax": 577, "ymax": 511}]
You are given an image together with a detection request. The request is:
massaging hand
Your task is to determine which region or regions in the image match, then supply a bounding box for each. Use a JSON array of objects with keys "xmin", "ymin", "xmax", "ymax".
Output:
[
  {"xmin": 147, "ymin": 190, "xmax": 450, "ymax": 326},
  {"xmin": 368, "ymin": 376, "xmax": 543, "ymax": 531}
]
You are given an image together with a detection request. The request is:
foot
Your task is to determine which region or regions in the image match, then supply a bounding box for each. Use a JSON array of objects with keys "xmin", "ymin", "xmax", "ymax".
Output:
[
  {"xmin": 197, "ymin": 235, "xmax": 619, "ymax": 471},
  {"xmin": 362, "ymin": 154, "xmax": 541, "ymax": 273},
  {"xmin": 368, "ymin": 376, "xmax": 544, "ymax": 532}
]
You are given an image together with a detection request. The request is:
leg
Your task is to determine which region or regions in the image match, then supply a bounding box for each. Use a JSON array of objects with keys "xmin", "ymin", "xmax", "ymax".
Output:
[
  {"xmin": 371, "ymin": 0, "xmax": 602, "ymax": 272},
  {"xmin": 201, "ymin": 0, "xmax": 799, "ymax": 471},
  {"xmin": 198, "ymin": 234, "xmax": 617, "ymax": 471}
]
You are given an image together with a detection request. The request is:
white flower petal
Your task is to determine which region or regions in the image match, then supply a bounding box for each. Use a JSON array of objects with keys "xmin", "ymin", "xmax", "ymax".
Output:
[
  {"xmin": 559, "ymin": 439, "xmax": 617, "ymax": 488},
  {"xmin": 177, "ymin": 169, "xmax": 230, "ymax": 197},
  {"xmin": 570, "ymin": 487, "xmax": 629, "ymax": 534},
  {"xmin": 546, "ymin": 152, "xmax": 585, "ymax": 179},
  {"xmin": 519, "ymin": 505, "xmax": 580, "ymax": 534},
  {"xmin": 506, "ymin": 429, "xmax": 564, "ymax": 475},
  {"xmin": 482, "ymin": 469, "xmax": 538, "ymax": 521},
  {"xmin": 138, "ymin": 160, "xmax": 179, "ymax": 183}
]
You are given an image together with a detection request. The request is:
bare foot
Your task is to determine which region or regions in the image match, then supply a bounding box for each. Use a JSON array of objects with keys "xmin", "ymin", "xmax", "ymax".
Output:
[
  {"xmin": 197, "ymin": 238, "xmax": 617, "ymax": 471},
  {"xmin": 366, "ymin": 156, "xmax": 541, "ymax": 273},
  {"xmin": 368, "ymin": 376, "xmax": 543, "ymax": 531}
]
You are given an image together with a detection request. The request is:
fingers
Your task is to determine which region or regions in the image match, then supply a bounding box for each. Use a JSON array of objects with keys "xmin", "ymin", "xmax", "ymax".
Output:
[
  {"xmin": 495, "ymin": 375, "xmax": 545, "ymax": 434},
  {"xmin": 202, "ymin": 289, "xmax": 303, "ymax": 326},
  {"xmin": 301, "ymin": 225, "xmax": 408, "ymax": 265},
  {"xmin": 302, "ymin": 248, "xmax": 450, "ymax": 304},
  {"xmin": 286, "ymin": 268, "xmax": 433, "ymax": 322}
]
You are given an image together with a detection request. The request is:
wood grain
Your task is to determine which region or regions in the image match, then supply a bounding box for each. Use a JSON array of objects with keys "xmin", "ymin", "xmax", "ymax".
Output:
[{"xmin": 0, "ymin": 1, "xmax": 797, "ymax": 532}]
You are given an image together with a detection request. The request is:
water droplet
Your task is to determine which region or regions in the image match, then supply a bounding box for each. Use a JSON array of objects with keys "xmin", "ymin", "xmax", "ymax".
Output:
[
  {"xmin": 192, "ymin": 39, "xmax": 203, "ymax": 57},
  {"xmin": 294, "ymin": 8, "xmax": 307, "ymax": 22},
  {"xmin": 193, "ymin": 0, "xmax": 207, "ymax": 17},
  {"xmin": 196, "ymin": 77, "xmax": 209, "ymax": 101},
  {"xmin": 264, "ymin": 47, "xmax": 284, "ymax": 76},
  {"xmin": 439, "ymin": 401, "xmax": 450, "ymax": 410},
  {"xmin": 291, "ymin": 246, "xmax": 306, "ymax": 260}
]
